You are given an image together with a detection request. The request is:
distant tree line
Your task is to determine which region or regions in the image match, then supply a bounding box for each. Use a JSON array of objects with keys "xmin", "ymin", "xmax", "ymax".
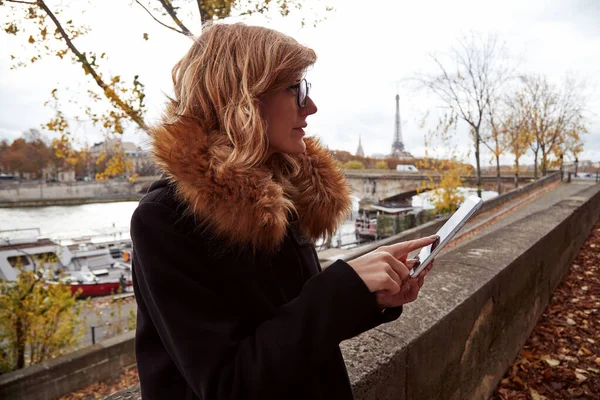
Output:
[
  {"xmin": 0, "ymin": 129, "xmax": 156, "ymax": 181},
  {"xmin": 0, "ymin": 129, "xmax": 87, "ymax": 180},
  {"xmin": 331, "ymin": 150, "xmax": 474, "ymax": 173}
]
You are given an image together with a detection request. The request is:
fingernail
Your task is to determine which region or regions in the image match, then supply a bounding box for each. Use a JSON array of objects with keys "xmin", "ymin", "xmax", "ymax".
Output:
[{"xmin": 428, "ymin": 235, "xmax": 440, "ymax": 240}]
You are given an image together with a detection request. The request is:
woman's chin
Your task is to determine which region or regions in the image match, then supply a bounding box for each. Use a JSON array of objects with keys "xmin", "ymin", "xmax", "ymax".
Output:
[
  {"xmin": 268, "ymin": 140, "xmax": 307, "ymax": 156},
  {"xmin": 290, "ymin": 140, "xmax": 307, "ymax": 154}
]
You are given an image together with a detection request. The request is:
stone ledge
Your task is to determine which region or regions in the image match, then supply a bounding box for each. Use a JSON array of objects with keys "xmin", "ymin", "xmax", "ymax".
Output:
[{"xmin": 0, "ymin": 331, "xmax": 135, "ymax": 400}]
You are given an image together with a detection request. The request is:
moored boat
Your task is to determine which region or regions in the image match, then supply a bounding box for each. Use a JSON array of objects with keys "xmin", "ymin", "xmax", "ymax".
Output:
[{"xmin": 0, "ymin": 228, "xmax": 133, "ymax": 297}]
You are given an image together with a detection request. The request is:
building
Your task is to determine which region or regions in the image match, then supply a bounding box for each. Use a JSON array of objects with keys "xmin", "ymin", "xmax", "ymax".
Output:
[
  {"xmin": 390, "ymin": 93, "xmax": 413, "ymax": 160},
  {"xmin": 90, "ymin": 138, "xmax": 154, "ymax": 177},
  {"xmin": 356, "ymin": 135, "xmax": 365, "ymax": 157},
  {"xmin": 42, "ymin": 166, "xmax": 75, "ymax": 182},
  {"xmin": 370, "ymin": 153, "xmax": 388, "ymax": 159}
]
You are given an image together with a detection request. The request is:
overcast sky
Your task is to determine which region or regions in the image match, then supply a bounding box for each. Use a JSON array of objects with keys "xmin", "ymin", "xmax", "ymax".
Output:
[{"xmin": 1, "ymin": 0, "xmax": 599, "ymax": 167}]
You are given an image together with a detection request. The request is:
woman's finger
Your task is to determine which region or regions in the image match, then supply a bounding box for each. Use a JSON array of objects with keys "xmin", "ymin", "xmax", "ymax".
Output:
[
  {"xmin": 384, "ymin": 235, "xmax": 439, "ymax": 259},
  {"xmin": 379, "ymin": 252, "xmax": 410, "ymax": 282}
]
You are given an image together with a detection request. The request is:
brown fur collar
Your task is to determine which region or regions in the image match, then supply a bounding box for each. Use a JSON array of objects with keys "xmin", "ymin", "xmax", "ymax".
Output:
[{"xmin": 150, "ymin": 119, "xmax": 351, "ymax": 253}]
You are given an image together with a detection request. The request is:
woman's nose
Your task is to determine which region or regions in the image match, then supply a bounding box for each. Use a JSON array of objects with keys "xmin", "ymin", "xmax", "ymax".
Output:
[{"xmin": 302, "ymin": 96, "xmax": 318, "ymax": 116}]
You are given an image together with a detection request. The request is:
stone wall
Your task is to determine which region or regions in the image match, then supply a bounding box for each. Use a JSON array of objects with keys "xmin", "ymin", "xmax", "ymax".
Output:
[
  {"xmin": 0, "ymin": 180, "xmax": 149, "ymax": 205},
  {"xmin": 0, "ymin": 332, "xmax": 135, "ymax": 400}
]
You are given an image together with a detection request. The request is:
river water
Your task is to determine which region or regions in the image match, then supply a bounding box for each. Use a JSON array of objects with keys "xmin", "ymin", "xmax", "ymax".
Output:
[
  {"xmin": 0, "ymin": 201, "xmax": 140, "ymax": 243},
  {"xmin": 0, "ymin": 199, "xmax": 361, "ymax": 248}
]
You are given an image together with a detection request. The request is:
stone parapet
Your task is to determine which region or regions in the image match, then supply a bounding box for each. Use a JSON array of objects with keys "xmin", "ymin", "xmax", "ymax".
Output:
[{"xmin": 0, "ymin": 332, "xmax": 135, "ymax": 400}]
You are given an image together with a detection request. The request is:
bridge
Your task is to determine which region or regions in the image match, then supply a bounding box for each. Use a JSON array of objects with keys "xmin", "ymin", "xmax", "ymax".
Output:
[
  {"xmin": 0, "ymin": 173, "xmax": 535, "ymax": 207},
  {"xmin": 345, "ymin": 171, "xmax": 536, "ymax": 201}
]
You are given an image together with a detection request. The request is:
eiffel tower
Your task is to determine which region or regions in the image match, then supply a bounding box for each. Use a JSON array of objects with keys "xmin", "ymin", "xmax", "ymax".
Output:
[{"xmin": 390, "ymin": 93, "xmax": 412, "ymax": 159}]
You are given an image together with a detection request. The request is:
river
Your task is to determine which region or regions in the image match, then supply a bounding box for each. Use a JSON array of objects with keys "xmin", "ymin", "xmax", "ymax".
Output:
[
  {"xmin": 0, "ymin": 201, "xmax": 140, "ymax": 243},
  {"xmin": 0, "ymin": 199, "xmax": 362, "ymax": 248}
]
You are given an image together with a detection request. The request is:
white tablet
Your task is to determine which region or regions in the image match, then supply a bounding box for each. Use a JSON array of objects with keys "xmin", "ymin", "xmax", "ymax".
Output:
[{"xmin": 410, "ymin": 195, "xmax": 484, "ymax": 278}]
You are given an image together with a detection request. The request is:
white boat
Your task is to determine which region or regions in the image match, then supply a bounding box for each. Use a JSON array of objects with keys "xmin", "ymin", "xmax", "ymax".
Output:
[{"xmin": 0, "ymin": 229, "xmax": 133, "ymax": 297}]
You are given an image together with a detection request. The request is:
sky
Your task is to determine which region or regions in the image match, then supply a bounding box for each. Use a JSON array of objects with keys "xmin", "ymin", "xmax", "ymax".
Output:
[{"xmin": 0, "ymin": 0, "xmax": 599, "ymax": 168}]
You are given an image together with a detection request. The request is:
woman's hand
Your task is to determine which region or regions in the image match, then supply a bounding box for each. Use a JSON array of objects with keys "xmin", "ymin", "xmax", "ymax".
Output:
[
  {"xmin": 347, "ymin": 236, "xmax": 438, "ymax": 309},
  {"xmin": 374, "ymin": 259, "xmax": 435, "ymax": 308}
]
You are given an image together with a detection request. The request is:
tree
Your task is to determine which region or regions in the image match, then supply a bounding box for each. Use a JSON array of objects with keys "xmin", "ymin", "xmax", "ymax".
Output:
[
  {"xmin": 4, "ymin": 138, "xmax": 29, "ymax": 177},
  {"xmin": 374, "ymin": 160, "xmax": 388, "ymax": 170},
  {"xmin": 23, "ymin": 129, "xmax": 51, "ymax": 179},
  {"xmin": 519, "ymin": 74, "xmax": 588, "ymax": 177},
  {"xmin": 483, "ymin": 100, "xmax": 511, "ymax": 194},
  {"xmin": 1, "ymin": 0, "xmax": 332, "ymax": 176},
  {"xmin": 416, "ymin": 113, "xmax": 470, "ymax": 214},
  {"xmin": 415, "ymin": 32, "xmax": 511, "ymax": 198},
  {"xmin": 504, "ymin": 92, "xmax": 532, "ymax": 188},
  {"xmin": 95, "ymin": 146, "xmax": 133, "ymax": 180},
  {"xmin": 343, "ymin": 160, "xmax": 365, "ymax": 170},
  {"xmin": 0, "ymin": 261, "xmax": 85, "ymax": 373},
  {"xmin": 0, "ymin": 139, "xmax": 12, "ymax": 173},
  {"xmin": 70, "ymin": 146, "xmax": 94, "ymax": 179},
  {"xmin": 3, "ymin": 130, "xmax": 54, "ymax": 179}
]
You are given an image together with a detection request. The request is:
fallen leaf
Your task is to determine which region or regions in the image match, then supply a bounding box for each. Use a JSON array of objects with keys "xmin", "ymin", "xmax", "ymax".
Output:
[
  {"xmin": 559, "ymin": 355, "xmax": 579, "ymax": 363},
  {"xmin": 512, "ymin": 375, "xmax": 526, "ymax": 388},
  {"xmin": 541, "ymin": 355, "xmax": 561, "ymax": 367},
  {"xmin": 575, "ymin": 371, "xmax": 587, "ymax": 383},
  {"xmin": 530, "ymin": 387, "xmax": 547, "ymax": 400},
  {"xmin": 566, "ymin": 318, "xmax": 576, "ymax": 325},
  {"xmin": 521, "ymin": 350, "xmax": 534, "ymax": 361}
]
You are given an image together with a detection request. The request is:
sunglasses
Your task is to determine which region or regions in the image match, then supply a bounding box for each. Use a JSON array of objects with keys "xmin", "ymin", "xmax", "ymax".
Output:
[{"xmin": 289, "ymin": 79, "xmax": 311, "ymax": 108}]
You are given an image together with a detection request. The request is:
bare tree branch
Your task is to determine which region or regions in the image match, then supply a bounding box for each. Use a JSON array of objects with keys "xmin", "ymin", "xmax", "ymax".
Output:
[
  {"xmin": 135, "ymin": 0, "xmax": 186, "ymax": 35},
  {"xmin": 156, "ymin": 0, "xmax": 193, "ymax": 36}
]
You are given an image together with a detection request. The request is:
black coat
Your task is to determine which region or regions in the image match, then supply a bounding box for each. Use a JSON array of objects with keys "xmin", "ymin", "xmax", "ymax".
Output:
[{"xmin": 131, "ymin": 180, "xmax": 403, "ymax": 400}]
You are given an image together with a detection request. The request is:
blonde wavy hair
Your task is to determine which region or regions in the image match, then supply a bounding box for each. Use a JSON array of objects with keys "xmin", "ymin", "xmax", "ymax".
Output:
[{"xmin": 164, "ymin": 23, "xmax": 316, "ymax": 171}]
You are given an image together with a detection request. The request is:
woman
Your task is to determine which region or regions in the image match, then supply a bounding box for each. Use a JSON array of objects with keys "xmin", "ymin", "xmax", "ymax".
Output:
[{"xmin": 131, "ymin": 23, "xmax": 437, "ymax": 400}]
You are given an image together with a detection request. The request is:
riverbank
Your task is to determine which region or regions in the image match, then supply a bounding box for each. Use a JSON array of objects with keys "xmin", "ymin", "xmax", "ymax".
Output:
[
  {"xmin": 0, "ymin": 178, "xmax": 153, "ymax": 207},
  {"xmin": 0, "ymin": 196, "xmax": 143, "ymax": 208}
]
